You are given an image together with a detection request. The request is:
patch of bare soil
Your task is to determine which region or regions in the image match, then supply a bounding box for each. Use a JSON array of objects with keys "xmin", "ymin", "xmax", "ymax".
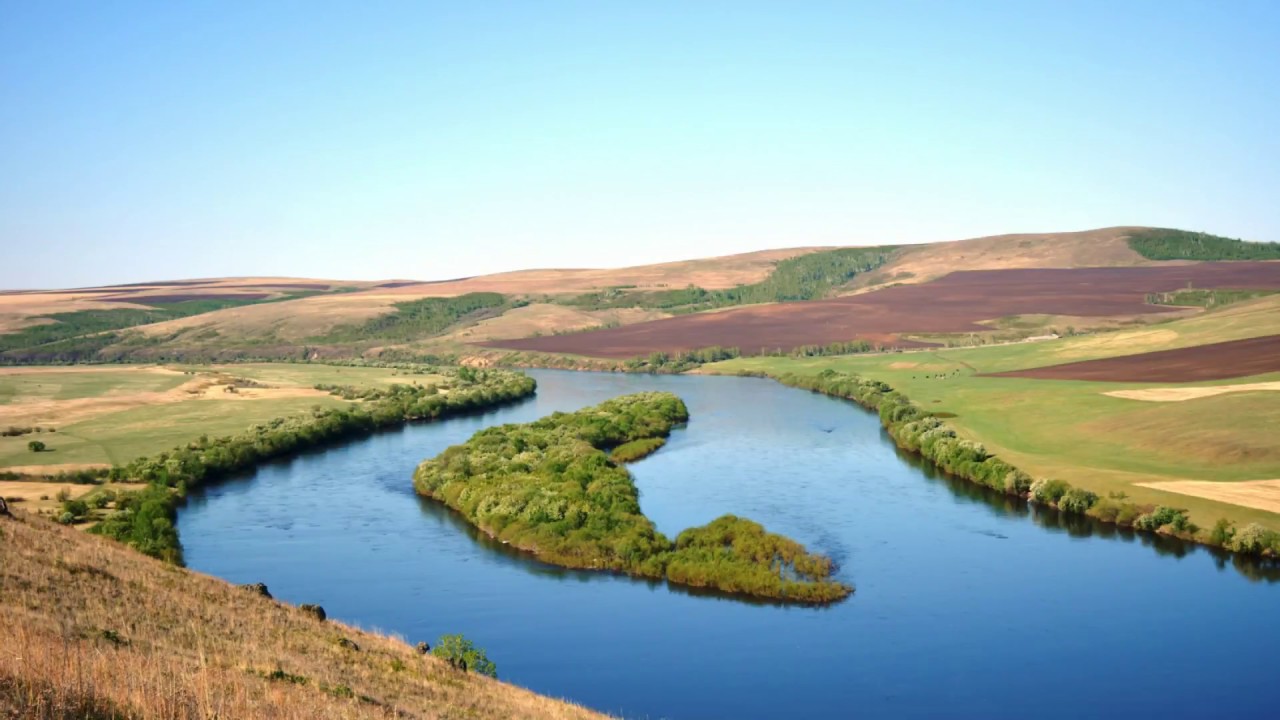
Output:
[
  {"xmin": 993, "ymin": 334, "xmax": 1280, "ymax": 383},
  {"xmin": 1136, "ymin": 479, "xmax": 1280, "ymax": 515}
]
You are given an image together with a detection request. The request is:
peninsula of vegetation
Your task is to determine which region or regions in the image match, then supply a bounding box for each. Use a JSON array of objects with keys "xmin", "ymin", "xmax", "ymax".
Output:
[
  {"xmin": 87, "ymin": 367, "xmax": 537, "ymax": 563},
  {"xmin": 413, "ymin": 393, "xmax": 852, "ymax": 603}
]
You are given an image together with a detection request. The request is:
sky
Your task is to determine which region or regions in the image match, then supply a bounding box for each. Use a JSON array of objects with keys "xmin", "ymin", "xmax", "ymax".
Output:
[{"xmin": 2, "ymin": 1, "xmax": 1278, "ymax": 288}]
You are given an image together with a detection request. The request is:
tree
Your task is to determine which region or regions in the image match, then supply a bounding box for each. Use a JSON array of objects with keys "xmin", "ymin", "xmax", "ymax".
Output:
[
  {"xmin": 431, "ymin": 634, "xmax": 497, "ymax": 678},
  {"xmin": 28, "ymin": 440, "xmax": 46, "ymax": 452}
]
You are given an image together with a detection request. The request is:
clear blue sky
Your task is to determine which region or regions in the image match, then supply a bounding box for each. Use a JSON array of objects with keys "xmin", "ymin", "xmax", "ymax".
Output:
[{"xmin": 2, "ymin": 1, "xmax": 1277, "ymax": 288}]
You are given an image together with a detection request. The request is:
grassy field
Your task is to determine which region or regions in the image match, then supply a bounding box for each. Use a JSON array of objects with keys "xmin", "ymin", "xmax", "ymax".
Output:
[
  {"xmin": 0, "ymin": 363, "xmax": 438, "ymax": 471},
  {"xmin": 707, "ymin": 297, "xmax": 1280, "ymax": 530},
  {"xmin": 0, "ymin": 510, "xmax": 606, "ymax": 719}
]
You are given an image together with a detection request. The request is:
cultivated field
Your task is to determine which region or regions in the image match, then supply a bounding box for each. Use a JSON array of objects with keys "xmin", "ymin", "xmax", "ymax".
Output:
[
  {"xmin": 991, "ymin": 334, "xmax": 1280, "ymax": 382},
  {"xmin": 488, "ymin": 261, "xmax": 1280, "ymax": 357},
  {"xmin": 0, "ymin": 511, "xmax": 606, "ymax": 719}
]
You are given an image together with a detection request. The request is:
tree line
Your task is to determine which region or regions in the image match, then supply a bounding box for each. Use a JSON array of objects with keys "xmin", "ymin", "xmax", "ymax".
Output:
[
  {"xmin": 1127, "ymin": 228, "xmax": 1280, "ymax": 261},
  {"xmin": 413, "ymin": 392, "xmax": 851, "ymax": 603},
  {"xmin": 89, "ymin": 369, "xmax": 538, "ymax": 562}
]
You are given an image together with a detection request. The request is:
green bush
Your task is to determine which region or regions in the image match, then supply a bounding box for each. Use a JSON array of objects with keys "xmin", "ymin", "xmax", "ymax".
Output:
[
  {"xmin": 1057, "ymin": 488, "xmax": 1098, "ymax": 514},
  {"xmin": 431, "ymin": 634, "xmax": 497, "ymax": 678},
  {"xmin": 27, "ymin": 440, "xmax": 46, "ymax": 453},
  {"xmin": 1134, "ymin": 506, "xmax": 1193, "ymax": 534},
  {"xmin": 1030, "ymin": 478, "xmax": 1071, "ymax": 504}
]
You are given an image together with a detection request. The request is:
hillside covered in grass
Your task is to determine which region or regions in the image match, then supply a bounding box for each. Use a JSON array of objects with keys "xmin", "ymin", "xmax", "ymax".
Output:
[
  {"xmin": 0, "ymin": 510, "xmax": 606, "ymax": 719},
  {"xmin": 413, "ymin": 392, "xmax": 851, "ymax": 603}
]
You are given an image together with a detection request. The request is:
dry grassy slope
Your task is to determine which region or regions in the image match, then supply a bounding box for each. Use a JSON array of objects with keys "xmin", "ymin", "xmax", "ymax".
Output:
[
  {"xmin": 0, "ymin": 278, "xmax": 381, "ymax": 335},
  {"xmin": 0, "ymin": 511, "xmax": 607, "ymax": 720},
  {"xmin": 852, "ymin": 226, "xmax": 1161, "ymax": 291},
  {"xmin": 127, "ymin": 247, "xmax": 832, "ymax": 344}
]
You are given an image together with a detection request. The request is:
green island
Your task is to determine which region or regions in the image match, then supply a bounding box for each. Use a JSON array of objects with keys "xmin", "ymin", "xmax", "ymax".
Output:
[{"xmin": 412, "ymin": 392, "xmax": 852, "ymax": 603}]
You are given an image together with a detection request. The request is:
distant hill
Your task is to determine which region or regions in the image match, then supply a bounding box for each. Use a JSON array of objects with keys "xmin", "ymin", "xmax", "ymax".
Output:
[{"xmin": 2, "ymin": 227, "xmax": 1276, "ymax": 364}]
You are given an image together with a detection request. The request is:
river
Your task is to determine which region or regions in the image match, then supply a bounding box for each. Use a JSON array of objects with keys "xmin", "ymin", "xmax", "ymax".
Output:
[{"xmin": 176, "ymin": 370, "xmax": 1279, "ymax": 719}]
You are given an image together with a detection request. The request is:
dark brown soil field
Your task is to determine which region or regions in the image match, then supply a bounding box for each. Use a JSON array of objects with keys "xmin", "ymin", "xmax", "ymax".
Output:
[
  {"xmin": 989, "ymin": 334, "xmax": 1280, "ymax": 382},
  {"xmin": 483, "ymin": 262, "xmax": 1280, "ymax": 358}
]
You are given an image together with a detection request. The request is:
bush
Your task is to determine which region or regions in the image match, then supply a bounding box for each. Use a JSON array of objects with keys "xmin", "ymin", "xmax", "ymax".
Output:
[
  {"xmin": 1231, "ymin": 523, "xmax": 1279, "ymax": 555},
  {"xmin": 1057, "ymin": 488, "xmax": 1098, "ymax": 514},
  {"xmin": 431, "ymin": 634, "xmax": 497, "ymax": 677},
  {"xmin": 1134, "ymin": 506, "xmax": 1192, "ymax": 534},
  {"xmin": 1030, "ymin": 478, "xmax": 1071, "ymax": 504},
  {"xmin": 28, "ymin": 440, "xmax": 46, "ymax": 453}
]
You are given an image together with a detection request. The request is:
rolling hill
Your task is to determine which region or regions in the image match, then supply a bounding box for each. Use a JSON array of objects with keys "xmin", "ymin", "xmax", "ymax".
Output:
[{"xmin": 2, "ymin": 226, "xmax": 1277, "ymax": 365}]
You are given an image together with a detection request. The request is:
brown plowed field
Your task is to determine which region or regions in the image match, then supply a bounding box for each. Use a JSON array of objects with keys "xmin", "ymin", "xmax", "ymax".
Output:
[
  {"xmin": 990, "ymin": 334, "xmax": 1280, "ymax": 382},
  {"xmin": 482, "ymin": 262, "xmax": 1280, "ymax": 358}
]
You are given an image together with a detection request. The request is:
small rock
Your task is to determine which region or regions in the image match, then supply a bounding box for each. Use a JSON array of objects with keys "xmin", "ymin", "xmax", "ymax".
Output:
[
  {"xmin": 240, "ymin": 582, "xmax": 272, "ymax": 599},
  {"xmin": 300, "ymin": 603, "xmax": 326, "ymax": 621},
  {"xmin": 337, "ymin": 637, "xmax": 359, "ymax": 651}
]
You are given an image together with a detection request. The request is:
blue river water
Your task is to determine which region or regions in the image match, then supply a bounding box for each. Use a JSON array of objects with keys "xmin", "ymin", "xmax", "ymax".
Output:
[{"xmin": 177, "ymin": 370, "xmax": 1280, "ymax": 719}]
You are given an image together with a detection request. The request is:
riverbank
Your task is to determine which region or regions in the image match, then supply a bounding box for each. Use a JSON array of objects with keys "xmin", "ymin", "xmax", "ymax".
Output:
[
  {"xmin": 724, "ymin": 366, "xmax": 1279, "ymax": 560},
  {"xmin": 77, "ymin": 368, "xmax": 537, "ymax": 562}
]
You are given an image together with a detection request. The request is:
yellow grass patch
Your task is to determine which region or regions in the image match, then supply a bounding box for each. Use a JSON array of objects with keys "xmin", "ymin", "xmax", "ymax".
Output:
[
  {"xmin": 382, "ymin": 247, "xmax": 830, "ymax": 297},
  {"xmin": 449, "ymin": 303, "xmax": 671, "ymax": 342},
  {"xmin": 856, "ymin": 226, "xmax": 1158, "ymax": 288},
  {"xmin": 1105, "ymin": 382, "xmax": 1280, "ymax": 402},
  {"xmin": 1137, "ymin": 479, "xmax": 1280, "ymax": 515}
]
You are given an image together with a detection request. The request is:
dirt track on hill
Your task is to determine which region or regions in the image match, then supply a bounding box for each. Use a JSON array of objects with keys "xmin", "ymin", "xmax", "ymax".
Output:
[
  {"xmin": 482, "ymin": 262, "xmax": 1280, "ymax": 358},
  {"xmin": 989, "ymin": 334, "xmax": 1280, "ymax": 382}
]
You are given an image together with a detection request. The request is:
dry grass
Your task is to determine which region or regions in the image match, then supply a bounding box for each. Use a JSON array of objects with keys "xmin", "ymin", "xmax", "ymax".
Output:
[
  {"xmin": 0, "ymin": 511, "xmax": 608, "ymax": 719},
  {"xmin": 1135, "ymin": 480, "xmax": 1280, "ymax": 515},
  {"xmin": 1104, "ymin": 382, "xmax": 1280, "ymax": 402},
  {"xmin": 856, "ymin": 226, "xmax": 1158, "ymax": 290},
  {"xmin": 380, "ymin": 247, "xmax": 831, "ymax": 297},
  {"xmin": 1, "ymin": 368, "xmax": 329, "ymax": 428},
  {"xmin": 0, "ymin": 278, "xmax": 378, "ymax": 336},
  {"xmin": 446, "ymin": 304, "xmax": 671, "ymax": 342}
]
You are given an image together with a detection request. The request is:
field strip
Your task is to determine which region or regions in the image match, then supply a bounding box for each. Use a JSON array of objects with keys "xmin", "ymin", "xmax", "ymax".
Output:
[
  {"xmin": 1105, "ymin": 381, "xmax": 1280, "ymax": 402},
  {"xmin": 1, "ymin": 376, "xmax": 331, "ymax": 426},
  {"xmin": 1136, "ymin": 479, "xmax": 1280, "ymax": 514}
]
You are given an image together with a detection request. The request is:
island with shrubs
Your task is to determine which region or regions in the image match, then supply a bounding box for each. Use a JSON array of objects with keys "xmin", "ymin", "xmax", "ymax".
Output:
[{"xmin": 413, "ymin": 392, "xmax": 851, "ymax": 604}]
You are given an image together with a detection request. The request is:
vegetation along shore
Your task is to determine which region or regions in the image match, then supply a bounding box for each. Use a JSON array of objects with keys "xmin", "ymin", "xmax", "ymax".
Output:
[{"xmin": 413, "ymin": 392, "xmax": 853, "ymax": 603}]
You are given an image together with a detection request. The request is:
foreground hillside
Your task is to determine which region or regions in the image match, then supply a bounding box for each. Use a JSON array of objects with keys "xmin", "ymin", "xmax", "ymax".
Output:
[{"xmin": 0, "ymin": 510, "xmax": 606, "ymax": 719}]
